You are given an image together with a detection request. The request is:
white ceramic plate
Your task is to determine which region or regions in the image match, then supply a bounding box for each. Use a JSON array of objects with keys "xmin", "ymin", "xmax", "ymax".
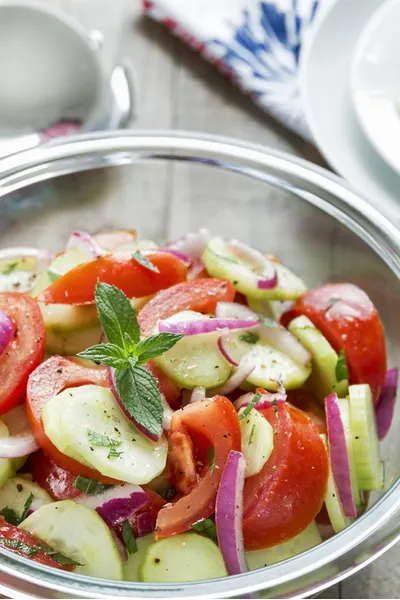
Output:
[
  {"xmin": 351, "ymin": 0, "xmax": 400, "ymax": 176},
  {"xmin": 299, "ymin": 0, "xmax": 400, "ymax": 222}
]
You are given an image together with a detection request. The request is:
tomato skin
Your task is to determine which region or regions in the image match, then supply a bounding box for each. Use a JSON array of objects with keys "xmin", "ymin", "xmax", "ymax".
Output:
[
  {"xmin": 26, "ymin": 356, "xmax": 118, "ymax": 484},
  {"xmin": 155, "ymin": 396, "xmax": 241, "ymax": 538},
  {"xmin": 138, "ymin": 278, "xmax": 235, "ymax": 337},
  {"xmin": 30, "ymin": 450, "xmax": 82, "ymax": 501},
  {"xmin": 0, "ymin": 516, "xmax": 75, "ymax": 570},
  {"xmin": 0, "ymin": 293, "xmax": 45, "ymax": 414},
  {"xmin": 167, "ymin": 431, "xmax": 198, "ymax": 494},
  {"xmin": 281, "ymin": 283, "xmax": 386, "ymax": 402},
  {"xmin": 243, "ymin": 403, "xmax": 328, "ymax": 550},
  {"xmin": 286, "ymin": 388, "xmax": 327, "ymax": 434},
  {"xmin": 38, "ymin": 251, "xmax": 187, "ymax": 305}
]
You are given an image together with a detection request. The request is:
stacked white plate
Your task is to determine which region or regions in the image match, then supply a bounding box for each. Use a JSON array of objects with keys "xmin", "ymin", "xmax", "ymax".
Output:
[{"xmin": 300, "ymin": 0, "xmax": 400, "ymax": 222}]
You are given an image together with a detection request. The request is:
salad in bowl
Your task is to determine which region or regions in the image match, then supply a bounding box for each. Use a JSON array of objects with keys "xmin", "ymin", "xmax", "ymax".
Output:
[{"xmin": 0, "ymin": 226, "xmax": 394, "ymax": 583}]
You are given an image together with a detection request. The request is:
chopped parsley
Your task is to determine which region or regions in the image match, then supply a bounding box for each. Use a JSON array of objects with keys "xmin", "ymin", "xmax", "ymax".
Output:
[{"xmin": 239, "ymin": 331, "xmax": 259, "ymax": 344}]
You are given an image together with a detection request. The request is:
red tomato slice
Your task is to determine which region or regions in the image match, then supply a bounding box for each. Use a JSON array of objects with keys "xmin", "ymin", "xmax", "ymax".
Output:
[
  {"xmin": 281, "ymin": 283, "xmax": 387, "ymax": 402},
  {"xmin": 155, "ymin": 396, "xmax": 241, "ymax": 538},
  {"xmin": 167, "ymin": 431, "xmax": 198, "ymax": 494},
  {"xmin": 38, "ymin": 251, "xmax": 187, "ymax": 305},
  {"xmin": 26, "ymin": 356, "xmax": 118, "ymax": 484},
  {"xmin": 0, "ymin": 293, "xmax": 45, "ymax": 414},
  {"xmin": 138, "ymin": 278, "xmax": 235, "ymax": 337},
  {"xmin": 286, "ymin": 388, "xmax": 327, "ymax": 434},
  {"xmin": 30, "ymin": 450, "xmax": 82, "ymax": 501},
  {"xmin": 0, "ymin": 516, "xmax": 75, "ymax": 570},
  {"xmin": 93, "ymin": 229, "xmax": 136, "ymax": 251},
  {"xmin": 243, "ymin": 403, "xmax": 328, "ymax": 550}
]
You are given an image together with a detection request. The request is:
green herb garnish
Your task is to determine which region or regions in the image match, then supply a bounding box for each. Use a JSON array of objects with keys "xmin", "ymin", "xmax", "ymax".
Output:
[
  {"xmin": 249, "ymin": 423, "xmax": 256, "ymax": 445},
  {"xmin": 132, "ymin": 251, "xmax": 159, "ymax": 273},
  {"xmin": 87, "ymin": 430, "xmax": 121, "ymax": 448},
  {"xmin": 0, "ymin": 538, "xmax": 39, "ymax": 557},
  {"xmin": 208, "ymin": 445, "xmax": 216, "ymax": 476},
  {"xmin": 107, "ymin": 448, "xmax": 123, "ymax": 459},
  {"xmin": 191, "ymin": 518, "xmax": 218, "ymax": 543},
  {"xmin": 78, "ymin": 282, "xmax": 183, "ymax": 437},
  {"xmin": 335, "ymin": 348, "xmax": 348, "ymax": 383},
  {"xmin": 122, "ymin": 519, "xmax": 137, "ymax": 554},
  {"xmin": 20, "ymin": 493, "xmax": 34, "ymax": 522},
  {"xmin": 239, "ymin": 331, "xmax": 259, "ymax": 344},
  {"xmin": 159, "ymin": 487, "xmax": 177, "ymax": 501},
  {"xmin": 239, "ymin": 392, "xmax": 262, "ymax": 421},
  {"xmin": 257, "ymin": 313, "xmax": 278, "ymax": 327},
  {"xmin": 1, "ymin": 262, "xmax": 18, "ymax": 275},
  {"xmin": 34, "ymin": 542, "xmax": 83, "ymax": 566},
  {"xmin": 0, "ymin": 507, "xmax": 20, "ymax": 526},
  {"xmin": 46, "ymin": 268, "xmax": 61, "ymax": 283},
  {"xmin": 74, "ymin": 476, "xmax": 113, "ymax": 496}
]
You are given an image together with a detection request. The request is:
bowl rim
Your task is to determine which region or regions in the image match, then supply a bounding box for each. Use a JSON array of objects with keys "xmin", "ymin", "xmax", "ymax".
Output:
[{"xmin": 0, "ymin": 129, "xmax": 399, "ymax": 598}]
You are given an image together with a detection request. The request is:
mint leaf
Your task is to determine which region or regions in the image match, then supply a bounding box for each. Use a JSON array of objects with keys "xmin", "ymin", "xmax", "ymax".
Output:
[
  {"xmin": 239, "ymin": 392, "xmax": 262, "ymax": 421},
  {"xmin": 0, "ymin": 538, "xmax": 39, "ymax": 557},
  {"xmin": 87, "ymin": 430, "xmax": 121, "ymax": 448},
  {"xmin": 74, "ymin": 476, "xmax": 113, "ymax": 495},
  {"xmin": 335, "ymin": 348, "xmax": 348, "ymax": 383},
  {"xmin": 0, "ymin": 507, "xmax": 20, "ymax": 526},
  {"xmin": 78, "ymin": 343, "xmax": 130, "ymax": 369},
  {"xmin": 132, "ymin": 251, "xmax": 159, "ymax": 273},
  {"xmin": 136, "ymin": 332, "xmax": 184, "ymax": 363},
  {"xmin": 239, "ymin": 331, "xmax": 259, "ymax": 344},
  {"xmin": 35, "ymin": 542, "xmax": 83, "ymax": 566},
  {"xmin": 1, "ymin": 262, "xmax": 18, "ymax": 275},
  {"xmin": 20, "ymin": 493, "xmax": 34, "ymax": 522},
  {"xmin": 122, "ymin": 520, "xmax": 137, "ymax": 554},
  {"xmin": 108, "ymin": 448, "xmax": 123, "ymax": 459},
  {"xmin": 95, "ymin": 282, "xmax": 140, "ymax": 348},
  {"xmin": 115, "ymin": 365, "xmax": 163, "ymax": 437},
  {"xmin": 191, "ymin": 518, "xmax": 218, "ymax": 543},
  {"xmin": 208, "ymin": 445, "xmax": 216, "ymax": 475}
]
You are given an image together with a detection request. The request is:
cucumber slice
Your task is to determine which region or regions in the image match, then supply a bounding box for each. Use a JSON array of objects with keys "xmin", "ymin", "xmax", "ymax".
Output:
[
  {"xmin": 203, "ymin": 237, "xmax": 306, "ymax": 301},
  {"xmin": 139, "ymin": 532, "xmax": 227, "ymax": 582},
  {"xmin": 123, "ymin": 533, "xmax": 155, "ymax": 581},
  {"xmin": 0, "ymin": 421, "xmax": 25, "ymax": 488},
  {"xmin": 288, "ymin": 315, "xmax": 348, "ymax": 401},
  {"xmin": 221, "ymin": 331, "xmax": 311, "ymax": 391},
  {"xmin": 31, "ymin": 247, "xmax": 91, "ymax": 297},
  {"xmin": 40, "ymin": 304, "xmax": 99, "ymax": 334},
  {"xmin": 337, "ymin": 398, "xmax": 362, "ymax": 509},
  {"xmin": 20, "ymin": 500, "xmax": 123, "ymax": 580},
  {"xmin": 247, "ymin": 297, "xmax": 295, "ymax": 323},
  {"xmin": 239, "ymin": 407, "xmax": 274, "ymax": 477},
  {"xmin": 0, "ymin": 476, "xmax": 52, "ymax": 516},
  {"xmin": 42, "ymin": 385, "xmax": 168, "ymax": 485},
  {"xmin": 349, "ymin": 384, "xmax": 384, "ymax": 491},
  {"xmin": 246, "ymin": 521, "xmax": 322, "ymax": 569},
  {"xmin": 320, "ymin": 434, "xmax": 352, "ymax": 533},
  {"xmin": 45, "ymin": 326, "xmax": 102, "ymax": 356},
  {"xmin": 153, "ymin": 311, "xmax": 231, "ymax": 389}
]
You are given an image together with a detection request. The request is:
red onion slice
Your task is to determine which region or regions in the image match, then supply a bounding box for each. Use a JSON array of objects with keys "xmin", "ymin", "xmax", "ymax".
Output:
[
  {"xmin": 137, "ymin": 511, "xmax": 154, "ymax": 537},
  {"xmin": 228, "ymin": 239, "xmax": 277, "ymax": 290},
  {"xmin": 0, "ymin": 310, "xmax": 13, "ymax": 356},
  {"xmin": 217, "ymin": 336, "xmax": 239, "ymax": 367},
  {"xmin": 325, "ymin": 393, "xmax": 357, "ymax": 518},
  {"xmin": 166, "ymin": 229, "xmax": 211, "ymax": 260},
  {"xmin": 66, "ymin": 230, "xmax": 106, "ymax": 259},
  {"xmin": 190, "ymin": 386, "xmax": 206, "ymax": 403},
  {"xmin": 159, "ymin": 249, "xmax": 191, "ymax": 267},
  {"xmin": 376, "ymin": 368, "xmax": 398, "ymax": 440},
  {"xmin": 208, "ymin": 359, "xmax": 254, "ymax": 397},
  {"xmin": 187, "ymin": 259, "xmax": 206, "ymax": 280},
  {"xmin": 0, "ymin": 406, "xmax": 40, "ymax": 458},
  {"xmin": 158, "ymin": 316, "xmax": 259, "ymax": 336},
  {"xmin": 77, "ymin": 484, "xmax": 148, "ymax": 528},
  {"xmin": 234, "ymin": 390, "xmax": 287, "ymax": 411},
  {"xmin": 216, "ymin": 450, "xmax": 247, "ymax": 575},
  {"xmin": 259, "ymin": 321, "xmax": 311, "ymax": 368},
  {"xmin": 216, "ymin": 302, "xmax": 257, "ymax": 321}
]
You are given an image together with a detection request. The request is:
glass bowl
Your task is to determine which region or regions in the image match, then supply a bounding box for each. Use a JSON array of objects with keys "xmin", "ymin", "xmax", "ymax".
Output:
[{"xmin": 0, "ymin": 131, "xmax": 399, "ymax": 599}]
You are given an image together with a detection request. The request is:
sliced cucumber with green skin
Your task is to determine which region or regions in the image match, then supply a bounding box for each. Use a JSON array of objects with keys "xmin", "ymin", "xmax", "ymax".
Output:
[
  {"xmin": 239, "ymin": 407, "xmax": 274, "ymax": 477},
  {"xmin": 42, "ymin": 385, "xmax": 168, "ymax": 485},
  {"xmin": 288, "ymin": 315, "xmax": 348, "ymax": 401},
  {"xmin": 222, "ymin": 331, "xmax": 311, "ymax": 391},
  {"xmin": 40, "ymin": 304, "xmax": 99, "ymax": 334},
  {"xmin": 349, "ymin": 384, "xmax": 383, "ymax": 491},
  {"xmin": 203, "ymin": 237, "xmax": 307, "ymax": 300},
  {"xmin": 338, "ymin": 398, "xmax": 362, "ymax": 509},
  {"xmin": 123, "ymin": 533, "xmax": 155, "ymax": 581},
  {"xmin": 0, "ymin": 421, "xmax": 26, "ymax": 488},
  {"xmin": 45, "ymin": 326, "xmax": 102, "ymax": 356},
  {"xmin": 320, "ymin": 434, "xmax": 352, "ymax": 533},
  {"xmin": 139, "ymin": 532, "xmax": 227, "ymax": 582},
  {"xmin": 31, "ymin": 247, "xmax": 91, "ymax": 297},
  {"xmin": 246, "ymin": 521, "xmax": 322, "ymax": 569},
  {"xmin": 0, "ymin": 476, "xmax": 52, "ymax": 515},
  {"xmin": 153, "ymin": 311, "xmax": 232, "ymax": 389},
  {"xmin": 20, "ymin": 500, "xmax": 123, "ymax": 580}
]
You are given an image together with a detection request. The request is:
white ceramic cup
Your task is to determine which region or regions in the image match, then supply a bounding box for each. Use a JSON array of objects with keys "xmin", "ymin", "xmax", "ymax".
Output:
[{"xmin": 0, "ymin": 1, "xmax": 108, "ymax": 136}]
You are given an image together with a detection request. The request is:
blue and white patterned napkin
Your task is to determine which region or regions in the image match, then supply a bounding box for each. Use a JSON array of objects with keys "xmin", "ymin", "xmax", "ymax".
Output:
[{"xmin": 143, "ymin": 0, "xmax": 327, "ymax": 140}]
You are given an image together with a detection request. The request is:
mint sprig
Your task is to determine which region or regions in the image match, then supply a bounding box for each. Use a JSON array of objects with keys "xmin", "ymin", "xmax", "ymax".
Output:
[{"xmin": 78, "ymin": 282, "xmax": 183, "ymax": 437}]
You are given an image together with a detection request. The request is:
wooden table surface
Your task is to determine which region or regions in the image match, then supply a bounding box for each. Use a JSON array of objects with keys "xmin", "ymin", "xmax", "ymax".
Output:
[{"xmin": 38, "ymin": 1, "xmax": 400, "ymax": 598}]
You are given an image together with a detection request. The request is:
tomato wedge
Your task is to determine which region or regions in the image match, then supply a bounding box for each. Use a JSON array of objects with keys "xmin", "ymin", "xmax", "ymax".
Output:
[
  {"xmin": 287, "ymin": 388, "xmax": 327, "ymax": 434},
  {"xmin": 155, "ymin": 396, "xmax": 241, "ymax": 538},
  {"xmin": 167, "ymin": 431, "xmax": 198, "ymax": 494},
  {"xmin": 0, "ymin": 516, "xmax": 75, "ymax": 570},
  {"xmin": 0, "ymin": 293, "xmax": 45, "ymax": 414},
  {"xmin": 139, "ymin": 278, "xmax": 235, "ymax": 337},
  {"xmin": 38, "ymin": 251, "xmax": 187, "ymax": 305},
  {"xmin": 281, "ymin": 283, "xmax": 387, "ymax": 402},
  {"xmin": 26, "ymin": 356, "xmax": 117, "ymax": 483},
  {"xmin": 30, "ymin": 450, "xmax": 82, "ymax": 501},
  {"xmin": 243, "ymin": 403, "xmax": 328, "ymax": 549}
]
